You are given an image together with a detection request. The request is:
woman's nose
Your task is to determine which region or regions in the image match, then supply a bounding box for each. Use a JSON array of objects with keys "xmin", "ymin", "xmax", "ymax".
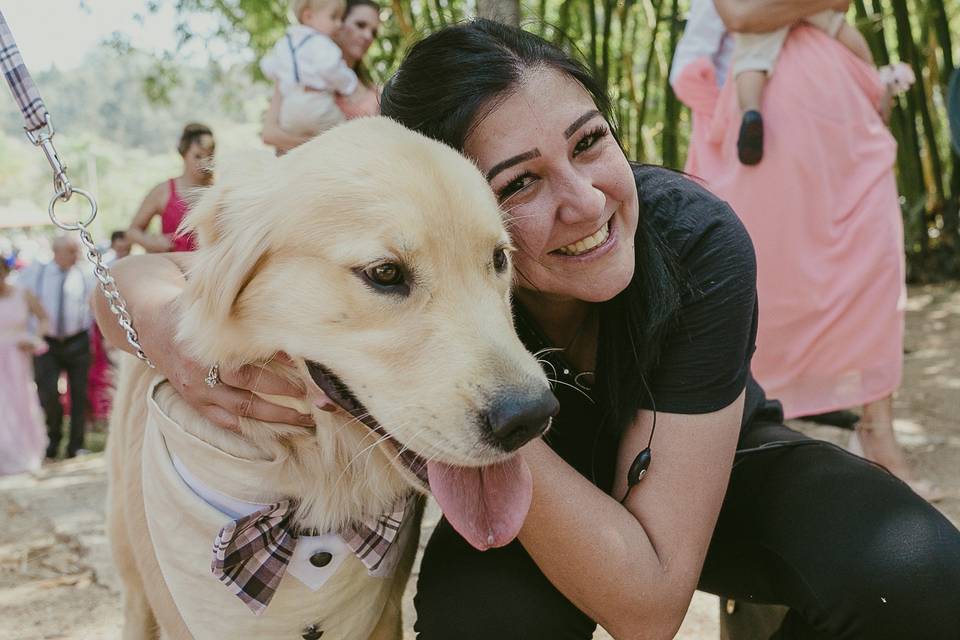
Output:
[{"xmin": 555, "ymin": 169, "xmax": 605, "ymax": 226}]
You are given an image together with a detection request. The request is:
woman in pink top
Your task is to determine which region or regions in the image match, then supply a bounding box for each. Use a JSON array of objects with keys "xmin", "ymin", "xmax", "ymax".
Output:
[
  {"xmin": 127, "ymin": 124, "xmax": 215, "ymax": 252},
  {"xmin": 262, "ymin": 0, "xmax": 382, "ymax": 154}
]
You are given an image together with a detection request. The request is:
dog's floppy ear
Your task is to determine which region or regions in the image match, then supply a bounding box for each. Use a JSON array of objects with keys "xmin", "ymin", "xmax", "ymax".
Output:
[{"xmin": 176, "ymin": 152, "xmax": 278, "ymax": 365}]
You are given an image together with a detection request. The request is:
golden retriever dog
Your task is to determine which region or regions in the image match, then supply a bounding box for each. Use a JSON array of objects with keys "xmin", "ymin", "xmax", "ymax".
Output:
[{"xmin": 107, "ymin": 117, "xmax": 558, "ymax": 640}]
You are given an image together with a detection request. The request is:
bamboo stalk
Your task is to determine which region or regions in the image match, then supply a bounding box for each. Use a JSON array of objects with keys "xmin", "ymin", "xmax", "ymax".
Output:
[
  {"xmin": 661, "ymin": 0, "xmax": 680, "ymax": 168},
  {"xmin": 891, "ymin": 0, "xmax": 930, "ymax": 255}
]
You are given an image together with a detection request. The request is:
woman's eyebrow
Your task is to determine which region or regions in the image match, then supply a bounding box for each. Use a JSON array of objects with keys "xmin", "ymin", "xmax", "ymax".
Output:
[
  {"xmin": 564, "ymin": 110, "xmax": 601, "ymax": 139},
  {"xmin": 484, "ymin": 109, "xmax": 600, "ymax": 183},
  {"xmin": 486, "ymin": 149, "xmax": 541, "ymax": 182}
]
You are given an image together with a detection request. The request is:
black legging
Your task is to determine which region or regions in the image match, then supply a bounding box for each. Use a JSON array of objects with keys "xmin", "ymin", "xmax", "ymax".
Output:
[{"xmin": 414, "ymin": 422, "xmax": 960, "ymax": 639}]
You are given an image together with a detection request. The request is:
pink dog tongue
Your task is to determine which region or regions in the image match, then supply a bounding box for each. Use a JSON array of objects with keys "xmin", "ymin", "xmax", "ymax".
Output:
[{"xmin": 427, "ymin": 457, "xmax": 532, "ymax": 551}]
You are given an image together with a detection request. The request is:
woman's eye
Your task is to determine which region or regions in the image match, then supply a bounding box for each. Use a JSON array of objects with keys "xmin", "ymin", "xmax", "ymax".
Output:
[
  {"xmin": 363, "ymin": 262, "xmax": 405, "ymax": 288},
  {"xmin": 497, "ymin": 172, "xmax": 535, "ymax": 201},
  {"xmin": 573, "ymin": 126, "xmax": 608, "ymax": 157},
  {"xmin": 493, "ymin": 247, "xmax": 509, "ymax": 273}
]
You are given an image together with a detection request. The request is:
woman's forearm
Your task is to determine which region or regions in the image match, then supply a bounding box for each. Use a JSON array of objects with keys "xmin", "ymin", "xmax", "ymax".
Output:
[
  {"xmin": 517, "ymin": 442, "xmax": 689, "ymax": 640},
  {"xmin": 715, "ymin": 0, "xmax": 850, "ymax": 32},
  {"xmin": 261, "ymin": 87, "xmax": 312, "ymax": 154},
  {"xmin": 92, "ymin": 253, "xmax": 188, "ymax": 358}
]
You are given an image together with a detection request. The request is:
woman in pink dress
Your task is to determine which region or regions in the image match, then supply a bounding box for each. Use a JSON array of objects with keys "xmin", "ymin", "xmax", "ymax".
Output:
[
  {"xmin": 261, "ymin": 0, "xmax": 382, "ymax": 154},
  {"xmin": 671, "ymin": 0, "xmax": 932, "ymax": 495},
  {"xmin": 0, "ymin": 256, "xmax": 50, "ymax": 475},
  {"xmin": 126, "ymin": 123, "xmax": 216, "ymax": 253}
]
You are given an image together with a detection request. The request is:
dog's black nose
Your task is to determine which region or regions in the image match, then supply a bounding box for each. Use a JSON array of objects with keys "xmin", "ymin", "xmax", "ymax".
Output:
[{"xmin": 485, "ymin": 388, "xmax": 559, "ymax": 452}]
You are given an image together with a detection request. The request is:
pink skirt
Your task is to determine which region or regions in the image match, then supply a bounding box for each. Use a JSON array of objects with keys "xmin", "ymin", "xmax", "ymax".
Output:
[{"xmin": 673, "ymin": 25, "xmax": 905, "ymax": 418}]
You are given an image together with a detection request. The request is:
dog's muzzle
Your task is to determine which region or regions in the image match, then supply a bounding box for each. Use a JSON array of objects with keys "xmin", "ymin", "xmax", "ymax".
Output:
[{"xmin": 305, "ymin": 360, "xmax": 429, "ymax": 485}]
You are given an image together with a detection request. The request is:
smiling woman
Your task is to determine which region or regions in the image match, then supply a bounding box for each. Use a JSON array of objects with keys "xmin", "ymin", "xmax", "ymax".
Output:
[
  {"xmin": 379, "ymin": 20, "xmax": 960, "ymax": 640},
  {"xmin": 95, "ymin": 19, "xmax": 960, "ymax": 640}
]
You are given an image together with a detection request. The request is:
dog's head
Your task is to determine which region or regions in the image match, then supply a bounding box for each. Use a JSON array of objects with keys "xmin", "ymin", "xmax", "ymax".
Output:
[{"xmin": 178, "ymin": 117, "xmax": 557, "ymax": 549}]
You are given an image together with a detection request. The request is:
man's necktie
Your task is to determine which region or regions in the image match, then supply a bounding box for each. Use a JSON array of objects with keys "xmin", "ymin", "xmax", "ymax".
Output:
[{"xmin": 56, "ymin": 268, "xmax": 67, "ymax": 338}]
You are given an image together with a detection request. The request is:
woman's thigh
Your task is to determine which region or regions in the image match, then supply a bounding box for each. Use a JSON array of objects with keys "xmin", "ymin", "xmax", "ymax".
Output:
[
  {"xmin": 700, "ymin": 422, "xmax": 960, "ymax": 639},
  {"xmin": 414, "ymin": 517, "xmax": 596, "ymax": 640}
]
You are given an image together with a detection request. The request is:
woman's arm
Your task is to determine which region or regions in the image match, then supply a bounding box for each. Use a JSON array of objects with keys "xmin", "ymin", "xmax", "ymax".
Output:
[
  {"xmin": 518, "ymin": 394, "xmax": 743, "ymax": 639},
  {"xmin": 715, "ymin": 0, "xmax": 850, "ymax": 32},
  {"xmin": 261, "ymin": 87, "xmax": 313, "ymax": 155},
  {"xmin": 24, "ymin": 288, "xmax": 49, "ymax": 338},
  {"xmin": 126, "ymin": 183, "xmax": 173, "ymax": 253},
  {"xmin": 92, "ymin": 254, "xmax": 316, "ymax": 430}
]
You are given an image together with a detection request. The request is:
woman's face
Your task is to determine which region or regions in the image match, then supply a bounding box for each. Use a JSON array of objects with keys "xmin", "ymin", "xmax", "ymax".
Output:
[
  {"xmin": 464, "ymin": 68, "xmax": 638, "ymax": 304},
  {"xmin": 182, "ymin": 140, "xmax": 214, "ymax": 184},
  {"xmin": 336, "ymin": 5, "xmax": 380, "ymax": 66}
]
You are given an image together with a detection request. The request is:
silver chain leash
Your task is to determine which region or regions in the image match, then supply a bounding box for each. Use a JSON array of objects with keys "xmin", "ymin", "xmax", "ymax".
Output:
[{"xmin": 30, "ymin": 115, "xmax": 155, "ymax": 367}]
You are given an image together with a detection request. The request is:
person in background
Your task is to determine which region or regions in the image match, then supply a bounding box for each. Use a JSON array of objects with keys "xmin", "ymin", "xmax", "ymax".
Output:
[
  {"xmin": 260, "ymin": 0, "xmax": 360, "ymax": 139},
  {"xmin": 671, "ymin": 0, "xmax": 936, "ymax": 498},
  {"xmin": 19, "ymin": 236, "xmax": 95, "ymax": 459},
  {"xmin": 0, "ymin": 255, "xmax": 49, "ymax": 475},
  {"xmin": 104, "ymin": 230, "xmax": 131, "ymax": 264},
  {"xmin": 262, "ymin": 0, "xmax": 381, "ymax": 154},
  {"xmin": 127, "ymin": 124, "xmax": 215, "ymax": 253}
]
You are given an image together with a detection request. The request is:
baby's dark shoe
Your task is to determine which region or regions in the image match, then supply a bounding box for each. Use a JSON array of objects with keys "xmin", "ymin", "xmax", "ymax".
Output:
[{"xmin": 737, "ymin": 110, "xmax": 764, "ymax": 166}]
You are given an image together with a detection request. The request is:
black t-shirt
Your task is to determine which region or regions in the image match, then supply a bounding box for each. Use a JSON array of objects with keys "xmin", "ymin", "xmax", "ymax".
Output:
[{"xmin": 515, "ymin": 164, "xmax": 778, "ymax": 493}]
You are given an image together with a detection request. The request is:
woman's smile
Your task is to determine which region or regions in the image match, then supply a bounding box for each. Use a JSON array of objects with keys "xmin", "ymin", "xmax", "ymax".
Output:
[{"xmin": 550, "ymin": 214, "xmax": 618, "ymax": 261}]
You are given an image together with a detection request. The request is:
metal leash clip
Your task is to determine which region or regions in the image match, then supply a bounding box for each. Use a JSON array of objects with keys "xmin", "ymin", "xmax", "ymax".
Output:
[{"xmin": 22, "ymin": 115, "xmax": 155, "ymax": 367}]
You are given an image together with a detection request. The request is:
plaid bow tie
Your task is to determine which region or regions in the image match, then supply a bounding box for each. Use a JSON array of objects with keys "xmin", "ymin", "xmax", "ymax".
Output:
[{"xmin": 211, "ymin": 497, "xmax": 408, "ymax": 615}]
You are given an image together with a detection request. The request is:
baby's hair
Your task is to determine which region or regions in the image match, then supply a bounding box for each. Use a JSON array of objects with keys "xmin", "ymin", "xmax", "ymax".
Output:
[
  {"xmin": 292, "ymin": 0, "xmax": 346, "ymax": 23},
  {"xmin": 177, "ymin": 123, "xmax": 215, "ymax": 156}
]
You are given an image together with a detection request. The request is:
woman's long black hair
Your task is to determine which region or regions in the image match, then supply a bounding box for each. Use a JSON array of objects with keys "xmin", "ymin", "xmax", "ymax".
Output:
[{"xmin": 380, "ymin": 19, "xmax": 682, "ymax": 436}]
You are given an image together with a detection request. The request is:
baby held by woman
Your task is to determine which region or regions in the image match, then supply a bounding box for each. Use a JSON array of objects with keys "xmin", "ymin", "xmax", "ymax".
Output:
[
  {"xmin": 260, "ymin": 0, "xmax": 360, "ymax": 137},
  {"xmin": 734, "ymin": 11, "xmax": 891, "ymax": 165}
]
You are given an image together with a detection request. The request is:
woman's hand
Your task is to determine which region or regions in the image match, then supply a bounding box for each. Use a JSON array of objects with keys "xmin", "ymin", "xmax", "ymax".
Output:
[
  {"xmin": 92, "ymin": 253, "xmax": 330, "ymax": 433},
  {"xmin": 16, "ymin": 338, "xmax": 40, "ymax": 355},
  {"xmin": 141, "ymin": 295, "xmax": 319, "ymax": 432}
]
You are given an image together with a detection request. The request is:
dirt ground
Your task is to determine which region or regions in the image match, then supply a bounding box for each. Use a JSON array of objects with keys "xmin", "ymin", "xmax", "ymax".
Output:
[{"xmin": 1, "ymin": 283, "xmax": 958, "ymax": 640}]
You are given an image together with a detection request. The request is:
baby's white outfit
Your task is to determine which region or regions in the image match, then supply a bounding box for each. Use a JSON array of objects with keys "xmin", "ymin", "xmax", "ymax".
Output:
[
  {"xmin": 733, "ymin": 10, "xmax": 845, "ymax": 77},
  {"xmin": 260, "ymin": 24, "xmax": 359, "ymax": 137}
]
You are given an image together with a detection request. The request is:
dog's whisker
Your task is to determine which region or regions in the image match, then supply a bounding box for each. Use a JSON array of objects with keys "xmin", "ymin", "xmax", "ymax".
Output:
[
  {"xmin": 544, "ymin": 376, "xmax": 595, "ymax": 402},
  {"xmin": 333, "ymin": 429, "xmax": 399, "ymax": 490},
  {"xmin": 536, "ymin": 357, "xmax": 558, "ymax": 380},
  {"xmin": 532, "ymin": 346, "xmax": 564, "ymax": 358}
]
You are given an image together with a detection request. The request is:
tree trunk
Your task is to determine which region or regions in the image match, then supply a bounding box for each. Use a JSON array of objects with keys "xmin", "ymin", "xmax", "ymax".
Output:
[{"xmin": 476, "ymin": 0, "xmax": 519, "ymax": 25}]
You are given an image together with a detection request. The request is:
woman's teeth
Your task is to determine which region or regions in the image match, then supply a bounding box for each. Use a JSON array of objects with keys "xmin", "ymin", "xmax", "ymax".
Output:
[{"xmin": 556, "ymin": 222, "xmax": 610, "ymax": 256}]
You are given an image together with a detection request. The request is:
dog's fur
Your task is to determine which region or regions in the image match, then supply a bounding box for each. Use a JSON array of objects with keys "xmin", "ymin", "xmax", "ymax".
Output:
[{"xmin": 107, "ymin": 117, "xmax": 553, "ymax": 639}]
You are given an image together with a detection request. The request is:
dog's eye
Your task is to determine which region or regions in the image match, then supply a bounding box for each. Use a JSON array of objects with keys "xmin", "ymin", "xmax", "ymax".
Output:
[
  {"xmin": 363, "ymin": 262, "xmax": 406, "ymax": 289},
  {"xmin": 493, "ymin": 248, "xmax": 509, "ymax": 274}
]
